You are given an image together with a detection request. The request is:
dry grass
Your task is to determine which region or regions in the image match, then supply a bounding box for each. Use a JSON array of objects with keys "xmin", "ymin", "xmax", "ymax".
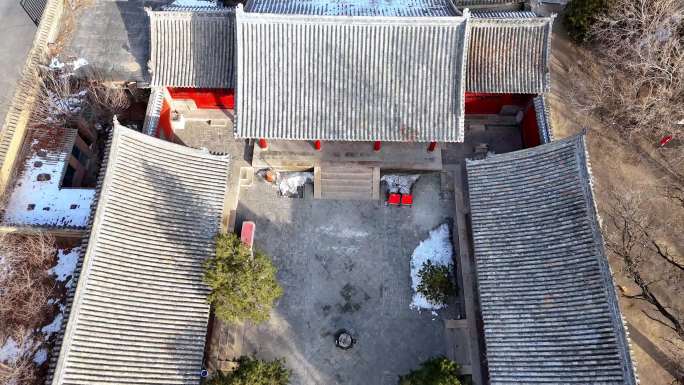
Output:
[
  {"xmin": 0, "ymin": 355, "xmax": 39, "ymax": 385},
  {"xmin": 0, "ymin": 232, "xmax": 57, "ymax": 385},
  {"xmin": 0, "ymin": 232, "xmax": 57, "ymax": 341}
]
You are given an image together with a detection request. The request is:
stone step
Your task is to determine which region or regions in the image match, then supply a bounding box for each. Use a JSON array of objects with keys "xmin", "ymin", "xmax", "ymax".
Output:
[{"xmin": 315, "ymin": 165, "xmax": 379, "ymax": 200}]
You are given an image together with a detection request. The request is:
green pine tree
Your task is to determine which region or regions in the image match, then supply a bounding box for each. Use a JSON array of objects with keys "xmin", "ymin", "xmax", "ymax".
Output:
[
  {"xmin": 564, "ymin": 0, "xmax": 610, "ymax": 43},
  {"xmin": 399, "ymin": 357, "xmax": 462, "ymax": 385},
  {"xmin": 207, "ymin": 356, "xmax": 291, "ymax": 385},
  {"xmin": 204, "ymin": 233, "xmax": 283, "ymax": 324},
  {"xmin": 417, "ymin": 261, "xmax": 456, "ymax": 306}
]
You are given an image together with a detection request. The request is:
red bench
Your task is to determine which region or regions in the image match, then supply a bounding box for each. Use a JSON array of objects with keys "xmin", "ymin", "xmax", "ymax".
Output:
[
  {"xmin": 401, "ymin": 194, "xmax": 413, "ymax": 206},
  {"xmin": 241, "ymin": 221, "xmax": 255, "ymax": 250},
  {"xmin": 388, "ymin": 193, "xmax": 401, "ymax": 205}
]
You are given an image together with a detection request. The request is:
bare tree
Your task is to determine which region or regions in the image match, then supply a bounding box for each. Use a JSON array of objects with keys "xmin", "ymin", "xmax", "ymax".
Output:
[
  {"xmin": 31, "ymin": 64, "xmax": 131, "ymax": 128},
  {"xmin": 603, "ymin": 190, "xmax": 684, "ymax": 338},
  {"xmin": 573, "ymin": 0, "xmax": 684, "ymax": 142}
]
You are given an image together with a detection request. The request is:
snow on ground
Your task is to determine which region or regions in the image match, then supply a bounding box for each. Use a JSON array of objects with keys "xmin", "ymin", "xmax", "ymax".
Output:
[
  {"xmin": 3, "ymin": 139, "xmax": 95, "ymax": 227},
  {"xmin": 0, "ymin": 337, "xmax": 21, "ymax": 363},
  {"xmin": 49, "ymin": 57, "xmax": 89, "ymax": 72},
  {"xmin": 409, "ymin": 223, "xmax": 454, "ymax": 311},
  {"xmin": 32, "ymin": 348, "xmax": 48, "ymax": 365},
  {"xmin": 50, "ymin": 247, "xmax": 81, "ymax": 287},
  {"xmin": 41, "ymin": 311, "xmax": 64, "ymax": 337},
  {"xmin": 381, "ymin": 174, "xmax": 421, "ymax": 194},
  {"xmin": 276, "ymin": 171, "xmax": 313, "ymax": 196},
  {"xmin": 0, "ymin": 334, "xmax": 44, "ymax": 367}
]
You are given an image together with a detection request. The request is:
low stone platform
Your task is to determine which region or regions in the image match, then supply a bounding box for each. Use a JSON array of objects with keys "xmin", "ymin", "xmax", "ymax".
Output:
[{"xmin": 252, "ymin": 140, "xmax": 442, "ymax": 171}]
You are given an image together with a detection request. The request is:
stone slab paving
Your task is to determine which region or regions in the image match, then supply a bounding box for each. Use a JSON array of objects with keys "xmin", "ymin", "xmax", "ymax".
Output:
[{"xmin": 215, "ymin": 173, "xmax": 457, "ymax": 385}]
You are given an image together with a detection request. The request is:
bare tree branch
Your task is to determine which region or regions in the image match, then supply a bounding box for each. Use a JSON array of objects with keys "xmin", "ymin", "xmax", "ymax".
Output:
[
  {"xmin": 569, "ymin": 0, "xmax": 684, "ymax": 165},
  {"xmin": 602, "ymin": 191, "xmax": 684, "ymax": 339}
]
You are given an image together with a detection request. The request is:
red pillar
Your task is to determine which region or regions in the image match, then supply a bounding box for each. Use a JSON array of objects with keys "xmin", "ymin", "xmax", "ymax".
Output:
[
  {"xmin": 373, "ymin": 141, "xmax": 382, "ymax": 152},
  {"xmin": 314, "ymin": 140, "xmax": 322, "ymax": 151},
  {"xmin": 258, "ymin": 138, "xmax": 268, "ymax": 150},
  {"xmin": 427, "ymin": 142, "xmax": 437, "ymax": 152}
]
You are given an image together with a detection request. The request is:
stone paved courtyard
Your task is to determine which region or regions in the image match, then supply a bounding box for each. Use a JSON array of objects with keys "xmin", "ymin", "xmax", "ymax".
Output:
[{"xmin": 213, "ymin": 172, "xmax": 457, "ymax": 385}]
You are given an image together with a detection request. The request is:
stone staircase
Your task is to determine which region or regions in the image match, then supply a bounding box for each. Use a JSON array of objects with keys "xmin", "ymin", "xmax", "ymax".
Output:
[{"xmin": 314, "ymin": 165, "xmax": 380, "ymax": 200}]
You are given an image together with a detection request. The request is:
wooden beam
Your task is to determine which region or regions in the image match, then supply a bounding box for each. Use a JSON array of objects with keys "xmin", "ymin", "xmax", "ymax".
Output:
[{"xmin": 74, "ymin": 134, "xmax": 95, "ymax": 158}]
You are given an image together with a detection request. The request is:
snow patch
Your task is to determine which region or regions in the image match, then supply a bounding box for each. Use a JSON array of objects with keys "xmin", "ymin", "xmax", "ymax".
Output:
[
  {"xmin": 409, "ymin": 223, "xmax": 454, "ymax": 311},
  {"xmin": 50, "ymin": 247, "xmax": 81, "ymax": 287},
  {"xmin": 276, "ymin": 171, "xmax": 313, "ymax": 196},
  {"xmin": 0, "ymin": 338, "xmax": 21, "ymax": 363},
  {"xmin": 48, "ymin": 57, "xmax": 89, "ymax": 72},
  {"xmin": 41, "ymin": 312, "xmax": 64, "ymax": 337},
  {"xmin": 49, "ymin": 57, "xmax": 65, "ymax": 70},
  {"xmin": 71, "ymin": 58, "xmax": 88, "ymax": 70},
  {"xmin": 381, "ymin": 174, "xmax": 421, "ymax": 194},
  {"xmin": 33, "ymin": 348, "xmax": 48, "ymax": 365},
  {"xmin": 47, "ymin": 89, "xmax": 87, "ymax": 117},
  {"xmin": 3, "ymin": 139, "xmax": 95, "ymax": 227}
]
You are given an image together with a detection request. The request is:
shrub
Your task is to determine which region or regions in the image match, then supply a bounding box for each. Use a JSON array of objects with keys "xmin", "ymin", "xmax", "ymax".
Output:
[
  {"xmin": 417, "ymin": 260, "xmax": 455, "ymax": 306},
  {"xmin": 207, "ymin": 356, "xmax": 291, "ymax": 385},
  {"xmin": 563, "ymin": 0, "xmax": 609, "ymax": 43},
  {"xmin": 399, "ymin": 356, "xmax": 462, "ymax": 385},
  {"xmin": 204, "ymin": 233, "xmax": 283, "ymax": 324}
]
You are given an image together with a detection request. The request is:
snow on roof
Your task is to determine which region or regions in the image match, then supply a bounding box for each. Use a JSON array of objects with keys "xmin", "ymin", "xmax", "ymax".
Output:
[
  {"xmin": 244, "ymin": 0, "xmax": 460, "ymax": 16},
  {"xmin": 2, "ymin": 127, "xmax": 95, "ymax": 228}
]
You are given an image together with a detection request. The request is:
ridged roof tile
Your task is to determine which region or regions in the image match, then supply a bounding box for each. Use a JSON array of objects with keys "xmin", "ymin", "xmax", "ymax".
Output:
[
  {"xmin": 49, "ymin": 125, "xmax": 230, "ymax": 385},
  {"xmin": 466, "ymin": 135, "xmax": 637, "ymax": 385},
  {"xmin": 244, "ymin": 0, "xmax": 459, "ymax": 16},
  {"xmin": 148, "ymin": 8, "xmax": 236, "ymax": 88},
  {"xmin": 466, "ymin": 15, "xmax": 553, "ymax": 94},
  {"xmin": 234, "ymin": 6, "xmax": 469, "ymax": 141}
]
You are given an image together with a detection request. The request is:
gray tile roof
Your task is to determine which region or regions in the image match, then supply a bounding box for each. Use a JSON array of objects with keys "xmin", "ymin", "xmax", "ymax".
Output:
[
  {"xmin": 234, "ymin": 6, "xmax": 469, "ymax": 142},
  {"xmin": 454, "ymin": 0, "xmax": 520, "ymax": 4},
  {"xmin": 466, "ymin": 135, "xmax": 638, "ymax": 385},
  {"xmin": 148, "ymin": 7, "xmax": 236, "ymax": 88},
  {"xmin": 49, "ymin": 125, "xmax": 230, "ymax": 385},
  {"xmin": 244, "ymin": 0, "xmax": 459, "ymax": 16},
  {"xmin": 467, "ymin": 15, "xmax": 553, "ymax": 94},
  {"xmin": 472, "ymin": 10, "xmax": 537, "ymax": 18}
]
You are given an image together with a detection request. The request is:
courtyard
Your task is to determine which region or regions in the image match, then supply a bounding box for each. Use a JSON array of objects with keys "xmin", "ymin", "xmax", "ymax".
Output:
[{"xmin": 210, "ymin": 172, "xmax": 459, "ymax": 385}]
